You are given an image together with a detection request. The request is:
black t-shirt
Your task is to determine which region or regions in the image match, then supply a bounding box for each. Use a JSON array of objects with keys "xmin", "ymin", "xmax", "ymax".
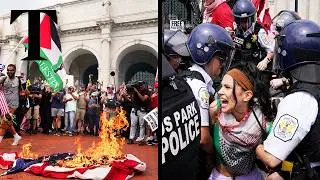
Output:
[
  {"xmin": 29, "ymin": 86, "xmax": 41, "ymax": 107},
  {"xmin": 133, "ymin": 89, "xmax": 150, "ymax": 109}
]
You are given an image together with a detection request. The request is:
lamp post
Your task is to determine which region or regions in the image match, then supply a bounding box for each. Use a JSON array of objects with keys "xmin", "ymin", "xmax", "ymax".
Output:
[{"xmin": 110, "ymin": 71, "xmax": 116, "ymax": 92}]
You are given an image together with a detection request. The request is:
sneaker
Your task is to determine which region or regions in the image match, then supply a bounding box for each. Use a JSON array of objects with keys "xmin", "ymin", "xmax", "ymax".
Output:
[
  {"xmin": 147, "ymin": 140, "xmax": 153, "ymax": 146},
  {"xmin": 12, "ymin": 135, "xmax": 22, "ymax": 146},
  {"xmin": 152, "ymin": 139, "xmax": 158, "ymax": 145},
  {"xmin": 127, "ymin": 139, "xmax": 133, "ymax": 144},
  {"xmin": 135, "ymin": 137, "xmax": 144, "ymax": 142},
  {"xmin": 146, "ymin": 137, "xmax": 153, "ymax": 146}
]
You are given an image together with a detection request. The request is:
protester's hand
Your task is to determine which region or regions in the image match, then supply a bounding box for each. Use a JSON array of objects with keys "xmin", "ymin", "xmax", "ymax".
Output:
[
  {"xmin": 267, "ymin": 172, "xmax": 284, "ymax": 180},
  {"xmin": 270, "ymin": 78, "xmax": 284, "ymax": 89},
  {"xmin": 257, "ymin": 57, "xmax": 270, "ymax": 71},
  {"xmin": 225, "ymin": 27, "xmax": 235, "ymax": 38}
]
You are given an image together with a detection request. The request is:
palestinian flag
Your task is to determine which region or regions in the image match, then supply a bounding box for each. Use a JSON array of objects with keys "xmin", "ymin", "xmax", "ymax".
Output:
[{"xmin": 23, "ymin": 14, "xmax": 66, "ymax": 92}]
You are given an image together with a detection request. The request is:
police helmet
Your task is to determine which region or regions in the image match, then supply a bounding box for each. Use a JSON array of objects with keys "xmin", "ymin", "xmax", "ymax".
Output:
[
  {"xmin": 163, "ymin": 29, "xmax": 188, "ymax": 57},
  {"xmin": 272, "ymin": 10, "xmax": 301, "ymax": 32},
  {"xmin": 176, "ymin": 23, "xmax": 234, "ymax": 70},
  {"xmin": 273, "ymin": 20, "xmax": 320, "ymax": 83},
  {"xmin": 232, "ymin": 0, "xmax": 256, "ymax": 31}
]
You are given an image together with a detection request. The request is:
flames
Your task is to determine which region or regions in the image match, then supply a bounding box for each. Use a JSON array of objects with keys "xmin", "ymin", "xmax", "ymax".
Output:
[
  {"xmin": 19, "ymin": 143, "xmax": 38, "ymax": 159},
  {"xmin": 58, "ymin": 107, "xmax": 129, "ymax": 168},
  {"xmin": 19, "ymin": 108, "xmax": 129, "ymax": 168}
]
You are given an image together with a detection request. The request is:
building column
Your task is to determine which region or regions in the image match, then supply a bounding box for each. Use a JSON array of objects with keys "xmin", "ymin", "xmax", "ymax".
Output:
[
  {"xmin": 99, "ymin": 37, "xmax": 111, "ymax": 87},
  {"xmin": 0, "ymin": 38, "xmax": 18, "ymax": 72},
  {"xmin": 15, "ymin": 46, "xmax": 26, "ymax": 75}
]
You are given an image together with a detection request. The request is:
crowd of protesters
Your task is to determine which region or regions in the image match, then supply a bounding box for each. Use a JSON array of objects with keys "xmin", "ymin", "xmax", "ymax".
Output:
[{"xmin": 0, "ymin": 63, "xmax": 158, "ymax": 147}]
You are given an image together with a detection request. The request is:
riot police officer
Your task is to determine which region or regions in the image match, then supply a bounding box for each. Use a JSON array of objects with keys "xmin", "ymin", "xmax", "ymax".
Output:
[
  {"xmin": 162, "ymin": 54, "xmax": 201, "ymax": 180},
  {"xmin": 176, "ymin": 23, "xmax": 234, "ymax": 179},
  {"xmin": 269, "ymin": 10, "xmax": 301, "ymax": 89},
  {"xmin": 232, "ymin": 0, "xmax": 274, "ymax": 71},
  {"xmin": 272, "ymin": 10, "xmax": 301, "ymax": 35},
  {"xmin": 256, "ymin": 20, "xmax": 320, "ymax": 180},
  {"xmin": 163, "ymin": 29, "xmax": 188, "ymax": 72}
]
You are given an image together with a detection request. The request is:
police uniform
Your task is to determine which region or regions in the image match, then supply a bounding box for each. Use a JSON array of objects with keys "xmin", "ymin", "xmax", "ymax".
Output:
[
  {"xmin": 186, "ymin": 64, "xmax": 215, "ymax": 127},
  {"xmin": 233, "ymin": 23, "xmax": 274, "ymax": 66},
  {"xmin": 263, "ymin": 83, "xmax": 320, "ymax": 178},
  {"xmin": 186, "ymin": 63, "xmax": 216, "ymax": 180},
  {"xmin": 264, "ymin": 91, "xmax": 318, "ymax": 160},
  {"xmin": 162, "ymin": 55, "xmax": 201, "ymax": 180}
]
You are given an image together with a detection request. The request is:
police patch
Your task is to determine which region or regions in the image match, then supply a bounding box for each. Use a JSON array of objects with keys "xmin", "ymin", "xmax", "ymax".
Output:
[
  {"xmin": 198, "ymin": 87, "xmax": 209, "ymax": 109},
  {"xmin": 274, "ymin": 114, "xmax": 299, "ymax": 142},
  {"xmin": 251, "ymin": 34, "xmax": 257, "ymax": 43}
]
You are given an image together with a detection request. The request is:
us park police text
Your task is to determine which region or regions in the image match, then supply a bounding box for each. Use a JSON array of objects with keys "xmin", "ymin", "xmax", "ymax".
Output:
[{"xmin": 162, "ymin": 101, "xmax": 200, "ymax": 164}]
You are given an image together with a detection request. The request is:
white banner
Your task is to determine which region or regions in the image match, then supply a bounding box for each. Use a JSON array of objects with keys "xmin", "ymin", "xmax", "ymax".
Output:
[{"xmin": 143, "ymin": 108, "xmax": 158, "ymax": 132}]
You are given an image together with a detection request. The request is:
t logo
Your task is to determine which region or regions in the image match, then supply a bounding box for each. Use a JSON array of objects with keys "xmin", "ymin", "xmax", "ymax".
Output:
[{"xmin": 10, "ymin": 10, "xmax": 57, "ymax": 61}]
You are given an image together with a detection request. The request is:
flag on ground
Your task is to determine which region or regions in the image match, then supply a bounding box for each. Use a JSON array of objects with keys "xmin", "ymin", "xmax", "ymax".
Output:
[{"xmin": 0, "ymin": 152, "xmax": 146, "ymax": 179}]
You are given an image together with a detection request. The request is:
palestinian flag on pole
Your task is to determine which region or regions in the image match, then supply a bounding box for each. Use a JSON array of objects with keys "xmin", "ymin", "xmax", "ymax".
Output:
[{"xmin": 23, "ymin": 14, "xmax": 67, "ymax": 92}]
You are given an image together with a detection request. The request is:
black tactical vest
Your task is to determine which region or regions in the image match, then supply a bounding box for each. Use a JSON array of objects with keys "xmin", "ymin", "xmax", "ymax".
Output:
[
  {"xmin": 161, "ymin": 74, "xmax": 201, "ymax": 180},
  {"xmin": 233, "ymin": 23, "xmax": 267, "ymax": 66},
  {"xmin": 288, "ymin": 82, "xmax": 320, "ymax": 161}
]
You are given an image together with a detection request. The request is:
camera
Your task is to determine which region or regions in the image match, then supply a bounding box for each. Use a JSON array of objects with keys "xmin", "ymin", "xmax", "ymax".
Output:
[
  {"xmin": 125, "ymin": 81, "xmax": 145, "ymax": 93},
  {"xmin": 29, "ymin": 85, "xmax": 41, "ymax": 94}
]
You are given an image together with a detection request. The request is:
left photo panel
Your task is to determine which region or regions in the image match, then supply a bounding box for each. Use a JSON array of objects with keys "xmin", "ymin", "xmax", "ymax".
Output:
[{"xmin": 0, "ymin": 0, "xmax": 158, "ymax": 179}]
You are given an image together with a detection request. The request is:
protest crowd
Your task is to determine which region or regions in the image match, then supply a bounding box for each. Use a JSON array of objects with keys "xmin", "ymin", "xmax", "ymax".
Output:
[
  {"xmin": 162, "ymin": 0, "xmax": 320, "ymax": 179},
  {"xmin": 0, "ymin": 63, "xmax": 158, "ymax": 147}
]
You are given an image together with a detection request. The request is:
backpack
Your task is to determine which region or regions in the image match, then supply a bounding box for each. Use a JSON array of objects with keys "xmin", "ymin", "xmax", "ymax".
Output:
[{"xmin": 161, "ymin": 55, "xmax": 201, "ymax": 180}]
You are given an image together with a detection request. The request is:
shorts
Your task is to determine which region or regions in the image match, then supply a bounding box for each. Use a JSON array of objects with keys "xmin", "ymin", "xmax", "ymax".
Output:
[
  {"xmin": 76, "ymin": 108, "xmax": 86, "ymax": 120},
  {"xmin": 51, "ymin": 108, "xmax": 64, "ymax": 117},
  {"xmin": 26, "ymin": 105, "xmax": 40, "ymax": 120}
]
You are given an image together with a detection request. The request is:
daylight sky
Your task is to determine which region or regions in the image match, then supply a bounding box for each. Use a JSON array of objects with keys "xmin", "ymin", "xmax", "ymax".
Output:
[{"xmin": 0, "ymin": 0, "xmax": 73, "ymax": 15}]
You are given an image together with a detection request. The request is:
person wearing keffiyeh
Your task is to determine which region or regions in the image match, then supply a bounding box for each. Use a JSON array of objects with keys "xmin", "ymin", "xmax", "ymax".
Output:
[
  {"xmin": 209, "ymin": 62, "xmax": 273, "ymax": 179},
  {"xmin": 202, "ymin": 0, "xmax": 234, "ymax": 31}
]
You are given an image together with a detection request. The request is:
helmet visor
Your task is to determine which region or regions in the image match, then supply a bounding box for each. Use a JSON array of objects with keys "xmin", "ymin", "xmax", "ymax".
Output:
[
  {"xmin": 216, "ymin": 41, "xmax": 235, "ymax": 77},
  {"xmin": 167, "ymin": 31, "xmax": 189, "ymax": 56},
  {"xmin": 235, "ymin": 15, "xmax": 255, "ymax": 31},
  {"xmin": 272, "ymin": 35, "xmax": 285, "ymax": 74}
]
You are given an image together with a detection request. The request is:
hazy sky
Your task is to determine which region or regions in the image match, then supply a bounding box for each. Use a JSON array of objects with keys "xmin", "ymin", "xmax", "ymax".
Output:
[{"xmin": 0, "ymin": 0, "xmax": 72, "ymax": 15}]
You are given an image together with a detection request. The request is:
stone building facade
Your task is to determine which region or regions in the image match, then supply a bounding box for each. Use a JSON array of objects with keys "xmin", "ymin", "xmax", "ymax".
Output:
[{"xmin": 0, "ymin": 0, "xmax": 158, "ymax": 87}]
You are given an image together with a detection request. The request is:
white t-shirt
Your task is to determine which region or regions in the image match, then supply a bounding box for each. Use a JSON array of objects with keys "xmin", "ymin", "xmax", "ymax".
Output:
[
  {"xmin": 264, "ymin": 91, "xmax": 318, "ymax": 160},
  {"xmin": 65, "ymin": 92, "xmax": 78, "ymax": 112}
]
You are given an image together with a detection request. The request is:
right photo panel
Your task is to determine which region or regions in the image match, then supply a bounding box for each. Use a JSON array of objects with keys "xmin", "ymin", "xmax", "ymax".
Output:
[{"xmin": 161, "ymin": 0, "xmax": 320, "ymax": 179}]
